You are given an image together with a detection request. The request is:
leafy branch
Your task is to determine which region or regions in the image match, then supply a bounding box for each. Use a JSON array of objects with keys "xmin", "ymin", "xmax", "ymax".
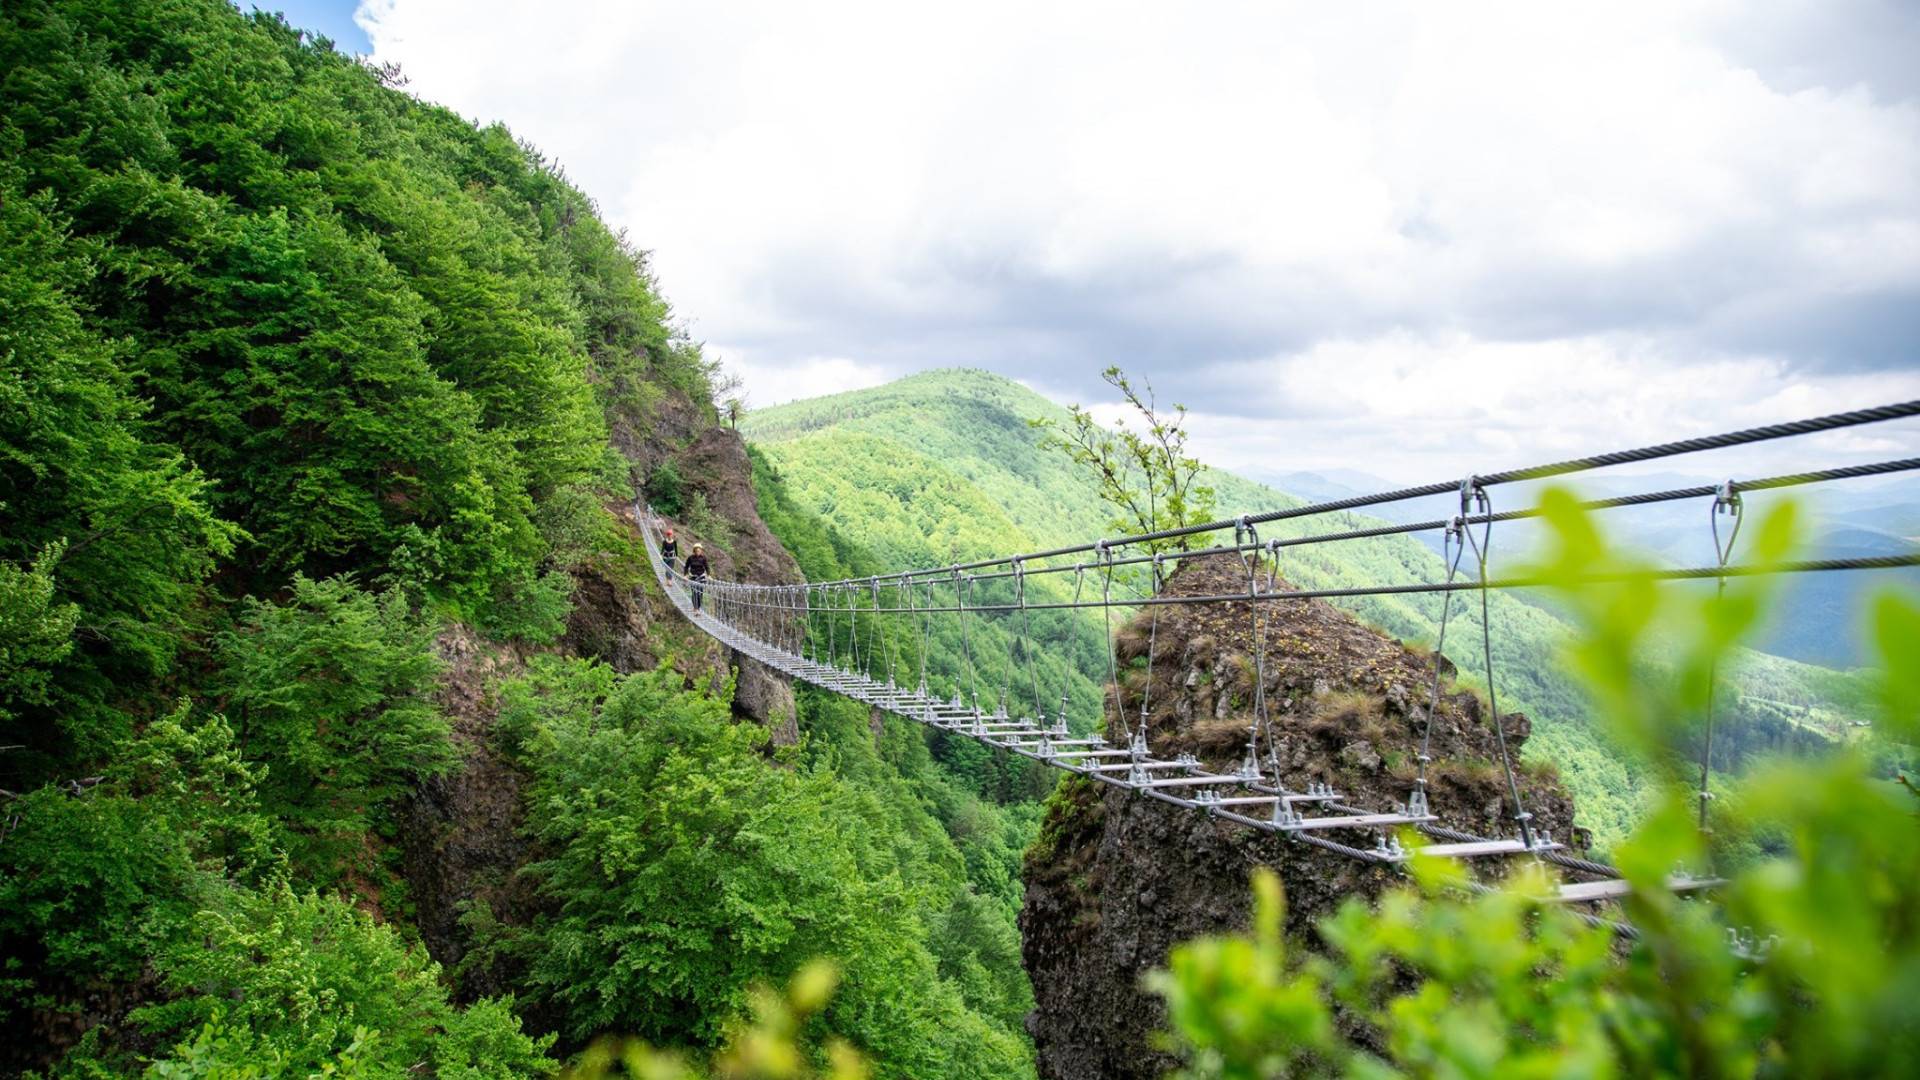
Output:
[{"xmin": 1029, "ymin": 366, "xmax": 1217, "ymax": 552}]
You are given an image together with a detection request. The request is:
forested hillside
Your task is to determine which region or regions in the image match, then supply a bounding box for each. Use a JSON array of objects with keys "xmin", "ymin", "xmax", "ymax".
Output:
[
  {"xmin": 0, "ymin": 3, "xmax": 1035, "ymax": 1075},
  {"xmin": 744, "ymin": 369, "xmax": 1881, "ymax": 844}
]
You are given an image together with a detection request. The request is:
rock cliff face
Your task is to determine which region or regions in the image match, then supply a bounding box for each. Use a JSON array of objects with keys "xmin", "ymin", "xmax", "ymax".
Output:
[
  {"xmin": 1020, "ymin": 556, "xmax": 1583, "ymax": 1080},
  {"xmin": 399, "ymin": 397, "xmax": 803, "ymax": 989},
  {"xmin": 669, "ymin": 424, "xmax": 804, "ymax": 741}
]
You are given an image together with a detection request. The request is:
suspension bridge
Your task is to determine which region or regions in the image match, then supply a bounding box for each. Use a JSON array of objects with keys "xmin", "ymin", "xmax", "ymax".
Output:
[{"xmin": 638, "ymin": 401, "xmax": 1920, "ymax": 913}]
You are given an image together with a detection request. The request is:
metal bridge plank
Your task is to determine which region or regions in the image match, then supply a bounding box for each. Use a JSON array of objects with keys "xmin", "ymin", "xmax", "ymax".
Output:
[{"xmin": 1283, "ymin": 812, "xmax": 1428, "ymax": 831}]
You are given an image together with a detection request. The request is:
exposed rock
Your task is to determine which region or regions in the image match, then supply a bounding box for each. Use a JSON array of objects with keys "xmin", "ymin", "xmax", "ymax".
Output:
[
  {"xmin": 1020, "ymin": 556, "xmax": 1580, "ymax": 1080},
  {"xmin": 560, "ymin": 559, "xmax": 657, "ymax": 674},
  {"xmin": 1339, "ymin": 739, "xmax": 1382, "ymax": 771},
  {"xmin": 398, "ymin": 624, "xmax": 540, "ymax": 1003}
]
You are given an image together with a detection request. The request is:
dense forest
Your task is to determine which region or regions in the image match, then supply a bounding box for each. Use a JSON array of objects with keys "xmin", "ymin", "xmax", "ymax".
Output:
[
  {"xmin": 743, "ymin": 368, "xmax": 1884, "ymax": 845},
  {"xmin": 0, "ymin": 2, "xmax": 1037, "ymax": 1074}
]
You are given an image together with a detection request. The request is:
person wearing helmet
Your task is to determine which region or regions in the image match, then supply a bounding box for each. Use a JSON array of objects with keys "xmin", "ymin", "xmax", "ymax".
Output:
[
  {"xmin": 684, "ymin": 543, "xmax": 710, "ymax": 611},
  {"xmin": 660, "ymin": 526, "xmax": 679, "ymax": 571}
]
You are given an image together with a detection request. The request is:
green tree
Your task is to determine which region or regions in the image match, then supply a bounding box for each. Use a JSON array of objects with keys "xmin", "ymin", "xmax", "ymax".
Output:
[
  {"xmin": 0, "ymin": 706, "xmax": 269, "ymax": 1025},
  {"xmin": 1029, "ymin": 366, "xmax": 1216, "ymax": 551},
  {"xmin": 648, "ymin": 459, "xmax": 688, "ymax": 517},
  {"xmin": 0, "ymin": 166, "xmax": 239, "ymax": 774},
  {"xmin": 0, "ymin": 542, "xmax": 78, "ymax": 723},
  {"xmin": 131, "ymin": 881, "xmax": 555, "ymax": 1077},
  {"xmin": 214, "ymin": 575, "xmax": 454, "ymax": 880},
  {"xmin": 501, "ymin": 663, "xmax": 1032, "ymax": 1078}
]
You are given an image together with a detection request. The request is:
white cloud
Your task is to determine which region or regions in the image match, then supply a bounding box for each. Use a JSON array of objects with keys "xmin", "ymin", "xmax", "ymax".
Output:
[
  {"xmin": 358, "ymin": 0, "xmax": 1920, "ymax": 482},
  {"xmin": 1171, "ymin": 333, "xmax": 1920, "ymax": 484},
  {"xmin": 714, "ymin": 350, "xmax": 891, "ymax": 409}
]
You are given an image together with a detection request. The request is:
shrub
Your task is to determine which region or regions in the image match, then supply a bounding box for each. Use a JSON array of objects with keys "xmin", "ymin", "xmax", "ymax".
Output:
[
  {"xmin": 215, "ymin": 576, "xmax": 453, "ymax": 879},
  {"xmin": 648, "ymin": 460, "xmax": 687, "ymax": 518},
  {"xmin": 131, "ymin": 882, "xmax": 554, "ymax": 1077}
]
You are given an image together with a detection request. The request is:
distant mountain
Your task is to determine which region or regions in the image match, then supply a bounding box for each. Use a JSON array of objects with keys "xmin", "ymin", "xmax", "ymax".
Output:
[
  {"xmin": 1831, "ymin": 501, "xmax": 1920, "ymax": 540},
  {"xmin": 744, "ymin": 368, "xmax": 1886, "ymax": 845},
  {"xmin": 1760, "ymin": 526, "xmax": 1920, "ymax": 666},
  {"xmin": 1254, "ymin": 468, "xmax": 1401, "ymax": 504}
]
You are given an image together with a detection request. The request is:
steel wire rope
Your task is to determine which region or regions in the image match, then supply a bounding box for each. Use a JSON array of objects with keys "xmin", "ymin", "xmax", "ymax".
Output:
[
  {"xmin": 996, "ymin": 572, "xmax": 1017, "ymax": 717},
  {"xmin": 1098, "ymin": 544, "xmax": 1127, "ymax": 742},
  {"xmin": 873, "ymin": 578, "xmax": 897, "ymax": 687},
  {"xmin": 893, "ymin": 577, "xmax": 912, "ymax": 691},
  {"xmin": 1055, "ymin": 565, "xmax": 1087, "ymax": 734},
  {"xmin": 749, "ymin": 456, "xmax": 1918, "ymax": 611},
  {"xmin": 847, "ymin": 583, "xmax": 860, "ymax": 672},
  {"xmin": 1234, "ymin": 519, "xmax": 1270, "ymax": 781},
  {"xmin": 913, "ymin": 577, "xmax": 933, "ymax": 695},
  {"xmin": 953, "ymin": 571, "xmax": 977, "ymax": 712},
  {"xmin": 865, "ymin": 578, "xmax": 885, "ymax": 682},
  {"xmin": 1014, "ymin": 560, "xmax": 1046, "ymax": 723},
  {"xmin": 821, "ymin": 587, "xmax": 832, "ymax": 661},
  {"xmin": 786, "ymin": 554, "xmax": 1920, "ymax": 615},
  {"xmin": 1412, "ymin": 515, "xmax": 1470, "ymax": 819},
  {"xmin": 1129, "ymin": 554, "xmax": 1168, "ymax": 773},
  {"xmin": 884, "ymin": 456, "xmax": 1920, "ymax": 594},
  {"xmin": 1700, "ymin": 482, "xmax": 1744, "ymax": 832},
  {"xmin": 1459, "ymin": 480, "xmax": 1536, "ymax": 850},
  {"xmin": 1251, "ymin": 539, "xmax": 1286, "ymax": 782}
]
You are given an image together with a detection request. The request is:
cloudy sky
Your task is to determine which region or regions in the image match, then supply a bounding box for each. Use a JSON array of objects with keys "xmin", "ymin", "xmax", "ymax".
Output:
[{"xmin": 322, "ymin": 1, "xmax": 1920, "ymax": 485}]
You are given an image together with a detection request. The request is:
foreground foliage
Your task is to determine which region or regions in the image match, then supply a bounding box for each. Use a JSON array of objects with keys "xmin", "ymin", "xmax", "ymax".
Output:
[
  {"xmin": 562, "ymin": 962, "xmax": 869, "ymax": 1080},
  {"xmin": 1152, "ymin": 494, "xmax": 1920, "ymax": 1077}
]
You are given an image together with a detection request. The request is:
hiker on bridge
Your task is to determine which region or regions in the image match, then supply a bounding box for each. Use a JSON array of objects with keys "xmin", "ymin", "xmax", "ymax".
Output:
[
  {"xmin": 684, "ymin": 543, "xmax": 710, "ymax": 611},
  {"xmin": 660, "ymin": 525, "xmax": 679, "ymax": 571}
]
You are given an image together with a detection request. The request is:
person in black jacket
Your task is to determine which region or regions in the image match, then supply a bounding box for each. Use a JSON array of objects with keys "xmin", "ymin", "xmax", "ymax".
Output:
[
  {"xmin": 660, "ymin": 526, "xmax": 678, "ymax": 571},
  {"xmin": 684, "ymin": 543, "xmax": 710, "ymax": 611}
]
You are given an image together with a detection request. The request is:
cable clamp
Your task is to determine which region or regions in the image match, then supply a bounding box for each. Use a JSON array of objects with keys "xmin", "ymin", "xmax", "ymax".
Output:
[
  {"xmin": 1458, "ymin": 474, "xmax": 1489, "ymax": 518},
  {"xmin": 1711, "ymin": 479, "xmax": 1744, "ymax": 567}
]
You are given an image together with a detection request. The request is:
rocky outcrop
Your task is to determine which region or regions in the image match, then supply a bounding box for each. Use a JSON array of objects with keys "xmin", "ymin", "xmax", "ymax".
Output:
[
  {"xmin": 559, "ymin": 558, "xmax": 659, "ymax": 674},
  {"xmin": 397, "ymin": 624, "xmax": 540, "ymax": 1002},
  {"xmin": 1019, "ymin": 556, "xmax": 1582, "ymax": 1080}
]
